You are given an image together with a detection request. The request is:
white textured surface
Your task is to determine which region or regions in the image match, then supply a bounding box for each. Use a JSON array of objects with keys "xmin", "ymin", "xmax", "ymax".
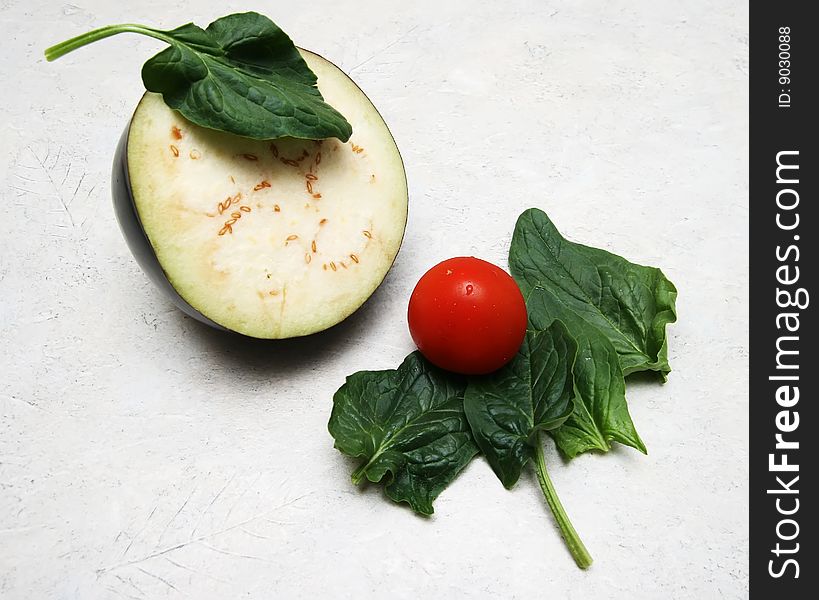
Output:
[{"xmin": 1, "ymin": 1, "xmax": 748, "ymax": 598}]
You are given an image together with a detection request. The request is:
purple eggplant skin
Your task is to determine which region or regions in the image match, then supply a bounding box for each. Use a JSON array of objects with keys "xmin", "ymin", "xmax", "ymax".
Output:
[{"xmin": 111, "ymin": 123, "xmax": 227, "ymax": 331}]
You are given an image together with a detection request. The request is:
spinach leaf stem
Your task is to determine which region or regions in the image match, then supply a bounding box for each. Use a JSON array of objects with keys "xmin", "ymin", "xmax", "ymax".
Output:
[
  {"xmin": 45, "ymin": 24, "xmax": 176, "ymax": 62},
  {"xmin": 533, "ymin": 433, "xmax": 593, "ymax": 569}
]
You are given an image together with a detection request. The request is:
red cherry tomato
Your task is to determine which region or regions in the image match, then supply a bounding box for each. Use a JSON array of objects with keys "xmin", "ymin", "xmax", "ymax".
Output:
[{"xmin": 407, "ymin": 257, "xmax": 527, "ymax": 375}]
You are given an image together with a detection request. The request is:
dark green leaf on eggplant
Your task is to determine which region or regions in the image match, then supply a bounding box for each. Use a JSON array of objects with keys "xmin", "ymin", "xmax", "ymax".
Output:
[{"xmin": 45, "ymin": 12, "xmax": 352, "ymax": 141}]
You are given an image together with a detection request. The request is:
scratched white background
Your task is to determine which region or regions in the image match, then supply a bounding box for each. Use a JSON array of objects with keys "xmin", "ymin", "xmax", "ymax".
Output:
[{"xmin": 1, "ymin": 0, "xmax": 748, "ymax": 597}]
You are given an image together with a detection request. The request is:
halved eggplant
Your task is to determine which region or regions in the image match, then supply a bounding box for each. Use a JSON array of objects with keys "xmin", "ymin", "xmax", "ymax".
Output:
[{"xmin": 112, "ymin": 50, "xmax": 408, "ymax": 338}]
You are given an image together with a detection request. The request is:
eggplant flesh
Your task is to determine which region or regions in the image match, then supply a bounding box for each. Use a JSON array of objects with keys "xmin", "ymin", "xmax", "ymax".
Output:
[{"xmin": 112, "ymin": 50, "xmax": 408, "ymax": 338}]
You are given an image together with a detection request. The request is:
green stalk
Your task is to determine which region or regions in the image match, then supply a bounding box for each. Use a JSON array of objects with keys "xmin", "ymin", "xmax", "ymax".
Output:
[
  {"xmin": 44, "ymin": 24, "xmax": 174, "ymax": 62},
  {"xmin": 533, "ymin": 434, "xmax": 593, "ymax": 569},
  {"xmin": 351, "ymin": 463, "xmax": 368, "ymax": 485}
]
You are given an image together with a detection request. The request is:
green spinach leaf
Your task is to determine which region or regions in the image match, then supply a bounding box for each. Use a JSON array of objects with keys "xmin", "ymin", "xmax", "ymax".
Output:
[
  {"xmin": 464, "ymin": 320, "xmax": 593, "ymax": 569},
  {"xmin": 44, "ymin": 12, "xmax": 353, "ymax": 141},
  {"xmin": 328, "ymin": 352, "xmax": 478, "ymax": 516},
  {"xmin": 527, "ymin": 290, "xmax": 646, "ymax": 458},
  {"xmin": 509, "ymin": 208, "xmax": 677, "ymax": 378},
  {"xmin": 463, "ymin": 321, "xmax": 577, "ymax": 487}
]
